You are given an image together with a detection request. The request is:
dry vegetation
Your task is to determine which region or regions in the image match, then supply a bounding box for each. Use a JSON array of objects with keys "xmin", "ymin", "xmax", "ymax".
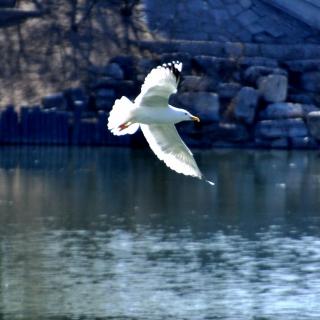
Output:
[{"xmin": 0, "ymin": 0, "xmax": 153, "ymax": 106}]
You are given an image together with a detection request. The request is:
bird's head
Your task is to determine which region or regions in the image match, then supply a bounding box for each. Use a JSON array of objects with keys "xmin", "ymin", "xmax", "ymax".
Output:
[{"xmin": 180, "ymin": 109, "xmax": 200, "ymax": 123}]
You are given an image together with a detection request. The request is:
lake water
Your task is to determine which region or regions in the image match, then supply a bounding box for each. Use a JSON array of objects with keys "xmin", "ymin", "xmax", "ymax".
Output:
[{"xmin": 0, "ymin": 147, "xmax": 320, "ymax": 320}]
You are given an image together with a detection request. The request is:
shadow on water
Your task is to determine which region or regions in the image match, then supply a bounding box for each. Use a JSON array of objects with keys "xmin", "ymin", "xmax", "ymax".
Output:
[{"xmin": 0, "ymin": 147, "xmax": 320, "ymax": 320}]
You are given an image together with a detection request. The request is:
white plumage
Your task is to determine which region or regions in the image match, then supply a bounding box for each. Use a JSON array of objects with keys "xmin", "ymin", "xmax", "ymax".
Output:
[{"xmin": 107, "ymin": 61, "xmax": 213, "ymax": 184}]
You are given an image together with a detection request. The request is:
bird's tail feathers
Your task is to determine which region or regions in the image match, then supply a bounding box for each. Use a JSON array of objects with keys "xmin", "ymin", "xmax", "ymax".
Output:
[{"xmin": 107, "ymin": 96, "xmax": 139, "ymax": 136}]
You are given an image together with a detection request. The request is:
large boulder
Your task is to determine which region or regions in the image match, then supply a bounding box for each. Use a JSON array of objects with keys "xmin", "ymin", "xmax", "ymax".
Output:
[
  {"xmin": 258, "ymin": 74, "xmax": 288, "ymax": 103},
  {"xmin": 233, "ymin": 86, "xmax": 259, "ymax": 124},
  {"xmin": 306, "ymin": 111, "xmax": 320, "ymax": 140},
  {"xmin": 243, "ymin": 66, "xmax": 287, "ymax": 85},
  {"xmin": 259, "ymin": 103, "xmax": 317, "ymax": 120},
  {"xmin": 171, "ymin": 92, "xmax": 220, "ymax": 122},
  {"xmin": 255, "ymin": 119, "xmax": 308, "ymax": 139},
  {"xmin": 193, "ymin": 55, "xmax": 237, "ymax": 80}
]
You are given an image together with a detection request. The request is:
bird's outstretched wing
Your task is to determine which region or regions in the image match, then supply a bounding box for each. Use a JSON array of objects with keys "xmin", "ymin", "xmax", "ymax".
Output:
[
  {"xmin": 135, "ymin": 61, "xmax": 182, "ymax": 107},
  {"xmin": 140, "ymin": 124, "xmax": 202, "ymax": 179}
]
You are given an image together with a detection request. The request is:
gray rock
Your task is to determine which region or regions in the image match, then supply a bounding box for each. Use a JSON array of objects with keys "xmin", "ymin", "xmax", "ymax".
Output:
[
  {"xmin": 233, "ymin": 87, "xmax": 259, "ymax": 124},
  {"xmin": 243, "ymin": 66, "xmax": 287, "ymax": 85},
  {"xmin": 104, "ymin": 63, "xmax": 124, "ymax": 80},
  {"xmin": 193, "ymin": 55, "xmax": 237, "ymax": 80},
  {"xmin": 180, "ymin": 76, "xmax": 218, "ymax": 92},
  {"xmin": 171, "ymin": 92, "xmax": 220, "ymax": 122},
  {"xmin": 217, "ymin": 82, "xmax": 241, "ymax": 99},
  {"xmin": 306, "ymin": 111, "xmax": 320, "ymax": 140},
  {"xmin": 259, "ymin": 103, "xmax": 317, "ymax": 120},
  {"xmin": 258, "ymin": 74, "xmax": 288, "ymax": 102},
  {"xmin": 255, "ymin": 119, "xmax": 308, "ymax": 139},
  {"xmin": 42, "ymin": 93, "xmax": 67, "ymax": 110},
  {"xmin": 301, "ymin": 72, "xmax": 320, "ymax": 93}
]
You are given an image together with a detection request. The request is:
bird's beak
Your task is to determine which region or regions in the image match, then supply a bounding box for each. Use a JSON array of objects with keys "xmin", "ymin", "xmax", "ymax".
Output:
[{"xmin": 191, "ymin": 115, "xmax": 200, "ymax": 122}]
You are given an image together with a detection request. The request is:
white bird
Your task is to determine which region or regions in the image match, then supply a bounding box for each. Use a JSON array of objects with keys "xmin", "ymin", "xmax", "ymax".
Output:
[{"xmin": 107, "ymin": 61, "xmax": 214, "ymax": 185}]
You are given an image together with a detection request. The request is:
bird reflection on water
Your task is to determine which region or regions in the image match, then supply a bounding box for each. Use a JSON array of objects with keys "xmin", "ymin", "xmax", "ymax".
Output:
[{"xmin": 0, "ymin": 147, "xmax": 319, "ymax": 320}]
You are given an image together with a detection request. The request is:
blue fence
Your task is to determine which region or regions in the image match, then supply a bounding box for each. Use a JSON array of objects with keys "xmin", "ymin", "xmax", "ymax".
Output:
[{"xmin": 0, "ymin": 106, "xmax": 132, "ymax": 146}]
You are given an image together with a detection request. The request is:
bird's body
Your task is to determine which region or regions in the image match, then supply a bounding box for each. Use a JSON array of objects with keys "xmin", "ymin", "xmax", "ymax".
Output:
[
  {"xmin": 107, "ymin": 61, "xmax": 214, "ymax": 185},
  {"xmin": 132, "ymin": 105, "xmax": 191, "ymax": 124}
]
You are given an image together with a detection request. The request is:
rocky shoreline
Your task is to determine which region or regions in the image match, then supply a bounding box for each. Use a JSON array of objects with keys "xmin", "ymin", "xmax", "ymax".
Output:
[{"xmin": 1, "ymin": 52, "xmax": 320, "ymax": 149}]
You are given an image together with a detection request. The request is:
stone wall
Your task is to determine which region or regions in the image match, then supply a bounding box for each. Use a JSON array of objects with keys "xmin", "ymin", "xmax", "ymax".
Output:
[
  {"xmin": 2, "ymin": 54, "xmax": 320, "ymax": 150},
  {"xmin": 144, "ymin": 0, "xmax": 320, "ymax": 43},
  {"xmin": 1, "ymin": 1, "xmax": 320, "ymax": 150}
]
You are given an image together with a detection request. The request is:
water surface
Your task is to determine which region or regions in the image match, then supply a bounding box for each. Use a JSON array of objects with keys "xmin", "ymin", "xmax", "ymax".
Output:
[{"xmin": 0, "ymin": 147, "xmax": 320, "ymax": 320}]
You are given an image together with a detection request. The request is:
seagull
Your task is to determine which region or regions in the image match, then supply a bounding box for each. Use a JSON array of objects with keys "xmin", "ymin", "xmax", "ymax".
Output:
[{"xmin": 107, "ymin": 61, "xmax": 214, "ymax": 185}]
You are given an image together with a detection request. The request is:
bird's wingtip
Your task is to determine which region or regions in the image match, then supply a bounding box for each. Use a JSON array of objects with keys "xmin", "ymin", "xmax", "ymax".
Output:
[
  {"xmin": 160, "ymin": 60, "xmax": 183, "ymax": 82},
  {"xmin": 200, "ymin": 174, "xmax": 215, "ymax": 186},
  {"xmin": 206, "ymin": 180, "xmax": 215, "ymax": 186}
]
